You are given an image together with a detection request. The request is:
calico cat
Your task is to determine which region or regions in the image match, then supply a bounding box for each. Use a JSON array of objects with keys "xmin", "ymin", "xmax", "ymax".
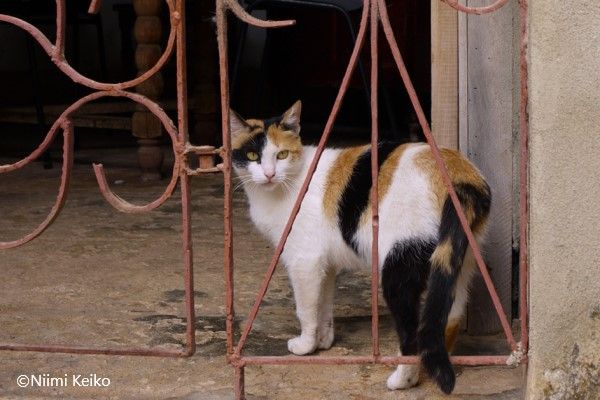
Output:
[{"xmin": 229, "ymin": 101, "xmax": 491, "ymax": 394}]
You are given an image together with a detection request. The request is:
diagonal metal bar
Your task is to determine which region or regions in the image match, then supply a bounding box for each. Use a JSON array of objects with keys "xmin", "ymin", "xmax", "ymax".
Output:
[{"xmin": 88, "ymin": 0, "xmax": 102, "ymax": 14}]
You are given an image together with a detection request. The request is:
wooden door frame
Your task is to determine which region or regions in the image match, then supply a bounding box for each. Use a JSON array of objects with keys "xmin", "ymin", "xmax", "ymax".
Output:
[{"xmin": 431, "ymin": 0, "xmax": 458, "ymax": 150}]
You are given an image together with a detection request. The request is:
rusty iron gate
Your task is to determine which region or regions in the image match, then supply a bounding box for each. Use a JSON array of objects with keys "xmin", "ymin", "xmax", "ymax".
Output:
[
  {"xmin": 0, "ymin": 0, "xmax": 214, "ymax": 356},
  {"xmin": 0, "ymin": 0, "xmax": 529, "ymax": 398},
  {"xmin": 218, "ymin": 0, "xmax": 530, "ymax": 398}
]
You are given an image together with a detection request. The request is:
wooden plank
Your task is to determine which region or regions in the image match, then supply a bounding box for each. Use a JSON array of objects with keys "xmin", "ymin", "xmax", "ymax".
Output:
[
  {"xmin": 431, "ymin": 0, "xmax": 459, "ymax": 149},
  {"xmin": 462, "ymin": 0, "xmax": 516, "ymax": 334},
  {"xmin": 458, "ymin": 7, "xmax": 468, "ymax": 152}
]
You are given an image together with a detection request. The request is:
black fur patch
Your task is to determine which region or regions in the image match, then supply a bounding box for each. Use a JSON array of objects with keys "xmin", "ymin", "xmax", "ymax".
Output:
[
  {"xmin": 337, "ymin": 142, "xmax": 399, "ymax": 252},
  {"xmin": 263, "ymin": 116, "xmax": 282, "ymax": 129},
  {"xmin": 231, "ymin": 117, "xmax": 285, "ymax": 168},
  {"xmin": 232, "ymin": 133, "xmax": 267, "ymax": 168},
  {"xmin": 382, "ymin": 240, "xmax": 435, "ymax": 355}
]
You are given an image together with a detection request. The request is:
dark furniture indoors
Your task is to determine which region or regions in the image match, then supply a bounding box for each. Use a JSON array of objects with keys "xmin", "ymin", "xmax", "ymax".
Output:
[
  {"xmin": 0, "ymin": 1, "xmax": 108, "ymax": 169},
  {"xmin": 230, "ymin": 0, "xmax": 399, "ymax": 137}
]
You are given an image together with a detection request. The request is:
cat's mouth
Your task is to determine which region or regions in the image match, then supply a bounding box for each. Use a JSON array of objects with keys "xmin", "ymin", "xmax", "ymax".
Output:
[{"xmin": 259, "ymin": 180, "xmax": 280, "ymax": 190}]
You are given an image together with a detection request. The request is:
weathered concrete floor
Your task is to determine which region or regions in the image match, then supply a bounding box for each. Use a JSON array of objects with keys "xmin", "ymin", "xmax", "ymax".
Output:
[{"xmin": 0, "ymin": 149, "xmax": 524, "ymax": 399}]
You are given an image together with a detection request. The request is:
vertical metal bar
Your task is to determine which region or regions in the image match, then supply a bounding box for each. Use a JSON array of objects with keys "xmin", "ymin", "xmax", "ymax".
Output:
[
  {"xmin": 215, "ymin": 0, "xmax": 237, "ymax": 357},
  {"xmin": 235, "ymin": 366, "xmax": 245, "ymax": 400},
  {"xmin": 175, "ymin": 0, "xmax": 196, "ymax": 356},
  {"xmin": 176, "ymin": 0, "xmax": 189, "ymax": 143},
  {"xmin": 54, "ymin": 0, "xmax": 66, "ymax": 59},
  {"xmin": 369, "ymin": 0, "xmax": 380, "ymax": 359},
  {"xmin": 182, "ymin": 238, "xmax": 196, "ymax": 356},
  {"xmin": 518, "ymin": 0, "xmax": 529, "ymax": 353}
]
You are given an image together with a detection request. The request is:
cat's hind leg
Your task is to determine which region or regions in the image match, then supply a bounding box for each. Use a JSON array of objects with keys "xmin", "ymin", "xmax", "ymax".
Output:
[
  {"xmin": 317, "ymin": 269, "xmax": 336, "ymax": 350},
  {"xmin": 382, "ymin": 241, "xmax": 434, "ymax": 390},
  {"xmin": 418, "ymin": 184, "xmax": 490, "ymax": 394},
  {"xmin": 287, "ymin": 260, "xmax": 326, "ymax": 355}
]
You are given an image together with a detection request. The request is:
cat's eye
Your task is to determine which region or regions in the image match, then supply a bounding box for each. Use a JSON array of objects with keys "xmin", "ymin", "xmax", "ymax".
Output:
[
  {"xmin": 277, "ymin": 150, "xmax": 289, "ymax": 160},
  {"xmin": 246, "ymin": 151, "xmax": 259, "ymax": 161}
]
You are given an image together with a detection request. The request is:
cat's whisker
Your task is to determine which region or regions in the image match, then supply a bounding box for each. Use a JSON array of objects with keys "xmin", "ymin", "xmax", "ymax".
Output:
[
  {"xmin": 282, "ymin": 177, "xmax": 300, "ymax": 195},
  {"xmin": 233, "ymin": 175, "xmax": 253, "ymax": 183},
  {"xmin": 233, "ymin": 177, "xmax": 255, "ymax": 192},
  {"xmin": 284, "ymin": 179, "xmax": 297, "ymax": 196}
]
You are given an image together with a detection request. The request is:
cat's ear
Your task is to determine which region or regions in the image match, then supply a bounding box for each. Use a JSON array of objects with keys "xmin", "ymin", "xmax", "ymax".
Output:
[
  {"xmin": 281, "ymin": 100, "xmax": 302, "ymax": 135},
  {"xmin": 229, "ymin": 109, "xmax": 250, "ymax": 137}
]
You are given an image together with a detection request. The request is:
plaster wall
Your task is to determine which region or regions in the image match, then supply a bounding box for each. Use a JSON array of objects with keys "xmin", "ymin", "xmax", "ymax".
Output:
[{"xmin": 526, "ymin": 0, "xmax": 600, "ymax": 398}]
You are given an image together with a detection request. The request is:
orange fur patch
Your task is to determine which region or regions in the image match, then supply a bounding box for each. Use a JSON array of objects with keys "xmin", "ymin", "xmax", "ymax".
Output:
[
  {"xmin": 413, "ymin": 147, "xmax": 486, "ymax": 228},
  {"xmin": 430, "ymin": 238, "xmax": 453, "ymax": 275},
  {"xmin": 231, "ymin": 119, "xmax": 265, "ymax": 150},
  {"xmin": 377, "ymin": 144, "xmax": 410, "ymax": 202},
  {"xmin": 266, "ymin": 125, "xmax": 303, "ymax": 160},
  {"xmin": 246, "ymin": 119, "xmax": 264, "ymax": 129},
  {"xmin": 445, "ymin": 319, "xmax": 460, "ymax": 353}
]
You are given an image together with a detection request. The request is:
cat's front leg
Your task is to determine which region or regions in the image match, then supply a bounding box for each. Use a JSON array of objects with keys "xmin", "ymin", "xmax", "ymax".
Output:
[
  {"xmin": 317, "ymin": 269, "xmax": 336, "ymax": 350},
  {"xmin": 287, "ymin": 261, "xmax": 324, "ymax": 356}
]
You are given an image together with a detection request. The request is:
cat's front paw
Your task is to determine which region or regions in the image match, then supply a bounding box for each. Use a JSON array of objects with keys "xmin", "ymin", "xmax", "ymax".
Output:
[
  {"xmin": 287, "ymin": 335, "xmax": 318, "ymax": 355},
  {"xmin": 318, "ymin": 324, "xmax": 334, "ymax": 350},
  {"xmin": 387, "ymin": 364, "xmax": 420, "ymax": 390}
]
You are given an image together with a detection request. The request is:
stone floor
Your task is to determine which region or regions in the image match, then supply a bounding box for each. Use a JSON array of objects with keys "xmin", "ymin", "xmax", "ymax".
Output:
[{"xmin": 0, "ymin": 148, "xmax": 524, "ymax": 399}]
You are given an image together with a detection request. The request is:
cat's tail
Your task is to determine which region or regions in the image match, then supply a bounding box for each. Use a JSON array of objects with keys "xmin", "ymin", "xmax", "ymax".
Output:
[{"xmin": 418, "ymin": 183, "xmax": 491, "ymax": 394}]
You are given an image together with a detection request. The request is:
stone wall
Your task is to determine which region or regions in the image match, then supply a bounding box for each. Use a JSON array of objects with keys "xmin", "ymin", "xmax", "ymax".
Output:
[{"xmin": 526, "ymin": 0, "xmax": 600, "ymax": 398}]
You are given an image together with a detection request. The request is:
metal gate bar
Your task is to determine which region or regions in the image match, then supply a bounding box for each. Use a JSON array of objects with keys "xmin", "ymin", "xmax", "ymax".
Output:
[
  {"xmin": 0, "ymin": 0, "xmax": 212, "ymax": 357},
  {"xmin": 216, "ymin": 0, "xmax": 529, "ymax": 398}
]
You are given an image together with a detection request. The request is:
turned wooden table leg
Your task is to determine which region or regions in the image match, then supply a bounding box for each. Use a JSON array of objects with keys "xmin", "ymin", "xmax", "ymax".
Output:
[{"xmin": 133, "ymin": 0, "xmax": 164, "ymax": 181}]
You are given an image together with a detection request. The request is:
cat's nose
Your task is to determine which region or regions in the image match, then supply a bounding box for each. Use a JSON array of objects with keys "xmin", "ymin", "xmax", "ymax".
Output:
[{"xmin": 263, "ymin": 171, "xmax": 275, "ymax": 181}]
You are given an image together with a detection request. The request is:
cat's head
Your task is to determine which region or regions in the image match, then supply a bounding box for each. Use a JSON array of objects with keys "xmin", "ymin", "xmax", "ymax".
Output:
[{"xmin": 229, "ymin": 101, "xmax": 303, "ymax": 190}]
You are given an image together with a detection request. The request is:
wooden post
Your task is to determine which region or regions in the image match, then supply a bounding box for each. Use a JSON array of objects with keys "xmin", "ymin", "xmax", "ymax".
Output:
[
  {"xmin": 434, "ymin": 0, "xmax": 517, "ymax": 334},
  {"xmin": 133, "ymin": 0, "xmax": 164, "ymax": 181},
  {"xmin": 460, "ymin": 0, "xmax": 517, "ymax": 334},
  {"xmin": 431, "ymin": 0, "xmax": 458, "ymax": 149}
]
